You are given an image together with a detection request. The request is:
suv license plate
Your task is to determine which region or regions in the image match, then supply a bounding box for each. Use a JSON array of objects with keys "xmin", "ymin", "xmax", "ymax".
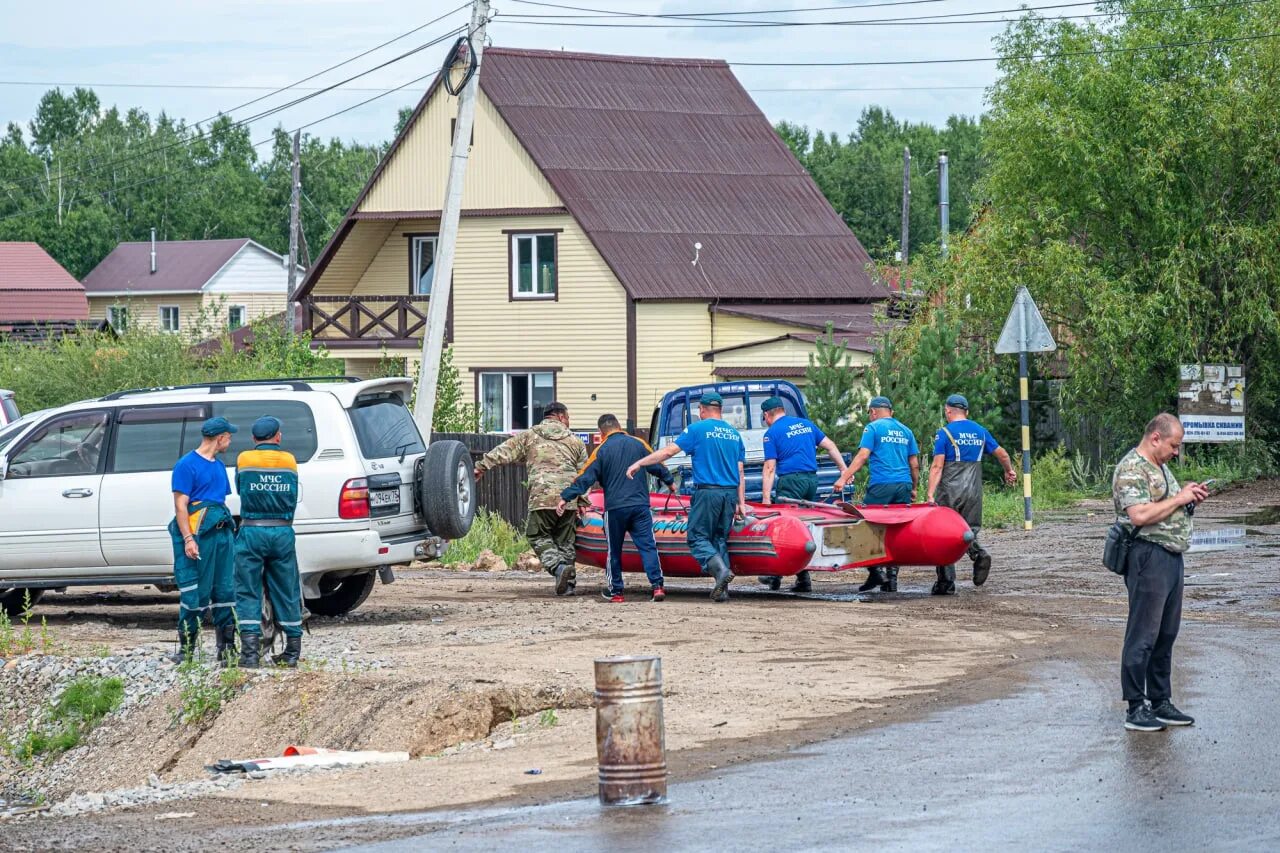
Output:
[{"xmin": 369, "ymin": 489, "xmax": 400, "ymax": 509}]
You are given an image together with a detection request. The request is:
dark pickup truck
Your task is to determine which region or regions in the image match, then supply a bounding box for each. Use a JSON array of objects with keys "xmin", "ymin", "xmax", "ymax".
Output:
[{"xmin": 647, "ymin": 380, "xmax": 849, "ymax": 502}]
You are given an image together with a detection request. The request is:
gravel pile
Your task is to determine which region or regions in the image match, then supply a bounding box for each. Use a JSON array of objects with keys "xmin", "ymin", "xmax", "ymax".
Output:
[{"xmin": 45, "ymin": 773, "xmax": 244, "ymax": 818}]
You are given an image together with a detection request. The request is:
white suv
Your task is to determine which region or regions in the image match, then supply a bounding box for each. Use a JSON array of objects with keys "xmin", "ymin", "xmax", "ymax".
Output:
[{"xmin": 0, "ymin": 377, "xmax": 476, "ymax": 619}]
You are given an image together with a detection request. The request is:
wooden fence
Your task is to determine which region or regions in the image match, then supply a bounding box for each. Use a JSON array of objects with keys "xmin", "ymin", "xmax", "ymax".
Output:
[{"xmin": 432, "ymin": 432, "xmax": 529, "ymax": 530}]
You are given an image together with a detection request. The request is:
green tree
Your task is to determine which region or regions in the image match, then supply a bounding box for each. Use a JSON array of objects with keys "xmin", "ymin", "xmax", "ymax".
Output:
[
  {"xmin": 432, "ymin": 345, "xmax": 479, "ymax": 433},
  {"xmin": 804, "ymin": 323, "xmax": 863, "ymax": 449},
  {"xmin": 907, "ymin": 0, "xmax": 1280, "ymax": 451}
]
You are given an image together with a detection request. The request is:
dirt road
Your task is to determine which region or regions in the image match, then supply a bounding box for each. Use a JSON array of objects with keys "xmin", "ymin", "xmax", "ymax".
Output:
[{"xmin": 1, "ymin": 480, "xmax": 1276, "ymax": 850}]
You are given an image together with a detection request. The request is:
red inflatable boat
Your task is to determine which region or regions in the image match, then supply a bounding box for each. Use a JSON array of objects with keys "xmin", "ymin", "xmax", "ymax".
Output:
[{"xmin": 574, "ymin": 492, "xmax": 974, "ymax": 579}]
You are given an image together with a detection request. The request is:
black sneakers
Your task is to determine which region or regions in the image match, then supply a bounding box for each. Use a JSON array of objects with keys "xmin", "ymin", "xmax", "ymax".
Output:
[
  {"xmin": 858, "ymin": 568, "xmax": 888, "ymax": 592},
  {"xmin": 1151, "ymin": 700, "xmax": 1195, "ymax": 726},
  {"xmin": 1124, "ymin": 703, "xmax": 1167, "ymax": 732}
]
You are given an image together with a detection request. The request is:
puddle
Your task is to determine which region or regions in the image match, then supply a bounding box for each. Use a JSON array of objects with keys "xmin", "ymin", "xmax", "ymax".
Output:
[
  {"xmin": 1219, "ymin": 505, "xmax": 1280, "ymax": 526},
  {"xmin": 1189, "ymin": 527, "xmax": 1249, "ymax": 552}
]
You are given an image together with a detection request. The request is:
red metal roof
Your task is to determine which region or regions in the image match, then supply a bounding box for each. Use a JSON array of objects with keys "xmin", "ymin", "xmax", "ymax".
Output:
[
  {"xmin": 712, "ymin": 365, "xmax": 809, "ymax": 378},
  {"xmin": 712, "ymin": 301, "xmax": 883, "ymax": 335},
  {"xmin": 82, "ymin": 238, "xmax": 250, "ymax": 294},
  {"xmin": 0, "ymin": 242, "xmax": 89, "ymax": 322},
  {"xmin": 479, "ymin": 48, "xmax": 883, "ymax": 301}
]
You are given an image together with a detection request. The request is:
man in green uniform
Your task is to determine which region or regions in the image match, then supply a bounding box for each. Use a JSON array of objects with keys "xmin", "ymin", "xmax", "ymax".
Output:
[
  {"xmin": 475, "ymin": 402, "xmax": 588, "ymax": 595},
  {"xmin": 234, "ymin": 416, "xmax": 303, "ymax": 668},
  {"xmin": 169, "ymin": 417, "xmax": 238, "ymax": 665},
  {"xmin": 758, "ymin": 396, "xmax": 848, "ymax": 593},
  {"xmin": 925, "ymin": 394, "xmax": 1018, "ymax": 595},
  {"xmin": 1112, "ymin": 412, "xmax": 1206, "ymax": 733}
]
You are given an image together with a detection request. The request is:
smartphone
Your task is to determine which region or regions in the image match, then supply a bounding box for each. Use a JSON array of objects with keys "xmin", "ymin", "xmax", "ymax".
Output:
[{"xmin": 1200, "ymin": 479, "xmax": 1218, "ymax": 489}]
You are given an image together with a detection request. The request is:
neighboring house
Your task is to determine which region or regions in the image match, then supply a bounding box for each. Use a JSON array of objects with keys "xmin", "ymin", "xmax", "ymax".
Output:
[
  {"xmin": 296, "ymin": 47, "xmax": 888, "ymax": 433},
  {"xmin": 82, "ymin": 238, "xmax": 301, "ymax": 337},
  {"xmin": 0, "ymin": 242, "xmax": 90, "ymax": 334}
]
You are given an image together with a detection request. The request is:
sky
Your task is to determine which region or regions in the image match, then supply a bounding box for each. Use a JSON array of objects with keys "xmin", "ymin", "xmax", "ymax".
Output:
[{"xmin": 0, "ymin": 0, "xmax": 1012, "ymax": 151}]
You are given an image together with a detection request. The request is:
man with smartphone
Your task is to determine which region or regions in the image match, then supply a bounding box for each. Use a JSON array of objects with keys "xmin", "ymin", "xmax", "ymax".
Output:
[{"xmin": 1111, "ymin": 412, "xmax": 1209, "ymax": 732}]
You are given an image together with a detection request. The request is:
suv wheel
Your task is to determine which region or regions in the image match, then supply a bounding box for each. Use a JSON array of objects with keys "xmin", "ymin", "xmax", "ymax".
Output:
[
  {"xmin": 419, "ymin": 440, "xmax": 476, "ymax": 540},
  {"xmin": 305, "ymin": 572, "xmax": 375, "ymax": 617},
  {"xmin": 0, "ymin": 588, "xmax": 42, "ymax": 619}
]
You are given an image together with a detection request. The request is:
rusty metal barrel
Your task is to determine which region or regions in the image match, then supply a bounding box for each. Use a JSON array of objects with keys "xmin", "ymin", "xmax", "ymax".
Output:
[{"xmin": 594, "ymin": 655, "xmax": 667, "ymax": 806}]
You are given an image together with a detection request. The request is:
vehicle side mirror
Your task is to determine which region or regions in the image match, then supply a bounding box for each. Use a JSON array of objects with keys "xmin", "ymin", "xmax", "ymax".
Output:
[{"xmin": 0, "ymin": 457, "xmax": 7, "ymax": 481}]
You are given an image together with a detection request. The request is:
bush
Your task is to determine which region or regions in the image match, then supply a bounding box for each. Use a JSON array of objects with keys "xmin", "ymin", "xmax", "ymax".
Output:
[{"xmin": 441, "ymin": 509, "xmax": 529, "ymax": 567}]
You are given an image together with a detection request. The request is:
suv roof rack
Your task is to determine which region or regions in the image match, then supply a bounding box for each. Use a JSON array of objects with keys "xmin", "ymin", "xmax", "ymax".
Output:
[{"xmin": 100, "ymin": 376, "xmax": 360, "ymax": 401}]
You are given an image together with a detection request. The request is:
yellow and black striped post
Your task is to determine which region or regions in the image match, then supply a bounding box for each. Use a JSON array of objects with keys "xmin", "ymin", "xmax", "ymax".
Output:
[{"xmin": 1018, "ymin": 349, "xmax": 1033, "ymax": 530}]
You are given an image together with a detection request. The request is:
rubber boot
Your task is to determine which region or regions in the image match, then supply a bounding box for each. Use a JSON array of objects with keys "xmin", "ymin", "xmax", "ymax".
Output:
[
  {"xmin": 167, "ymin": 628, "xmax": 197, "ymax": 665},
  {"xmin": 707, "ymin": 555, "xmax": 734, "ymax": 603},
  {"xmin": 238, "ymin": 633, "xmax": 261, "ymax": 669},
  {"xmin": 858, "ymin": 568, "xmax": 888, "ymax": 592},
  {"xmin": 970, "ymin": 546, "xmax": 992, "ymax": 587},
  {"xmin": 931, "ymin": 565, "xmax": 957, "ymax": 596},
  {"xmin": 215, "ymin": 624, "xmax": 238, "ymax": 669},
  {"xmin": 758, "ymin": 576, "xmax": 783, "ymax": 591},
  {"xmin": 789, "ymin": 570, "xmax": 813, "ymax": 593},
  {"xmin": 883, "ymin": 567, "xmax": 898, "ymax": 593},
  {"xmin": 272, "ymin": 636, "xmax": 302, "ymax": 668}
]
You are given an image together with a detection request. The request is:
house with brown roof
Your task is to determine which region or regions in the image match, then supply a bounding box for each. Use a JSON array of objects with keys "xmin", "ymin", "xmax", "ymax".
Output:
[
  {"xmin": 297, "ymin": 47, "xmax": 887, "ymax": 432},
  {"xmin": 0, "ymin": 242, "xmax": 90, "ymax": 335},
  {"xmin": 83, "ymin": 238, "xmax": 301, "ymax": 337}
]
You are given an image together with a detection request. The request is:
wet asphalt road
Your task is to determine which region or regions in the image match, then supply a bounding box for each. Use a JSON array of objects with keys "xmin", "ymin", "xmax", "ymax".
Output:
[{"xmin": 345, "ymin": 622, "xmax": 1280, "ymax": 852}]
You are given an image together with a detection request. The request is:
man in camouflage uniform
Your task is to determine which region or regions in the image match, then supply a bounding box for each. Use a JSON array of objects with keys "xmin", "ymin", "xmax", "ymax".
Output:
[
  {"xmin": 1111, "ymin": 412, "xmax": 1207, "ymax": 733},
  {"xmin": 475, "ymin": 402, "xmax": 587, "ymax": 595}
]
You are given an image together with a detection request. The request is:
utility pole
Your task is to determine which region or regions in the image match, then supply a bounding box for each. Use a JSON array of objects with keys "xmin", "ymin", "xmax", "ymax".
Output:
[
  {"xmin": 899, "ymin": 146, "xmax": 911, "ymax": 264},
  {"xmin": 938, "ymin": 149, "xmax": 949, "ymax": 259},
  {"xmin": 414, "ymin": 0, "xmax": 489, "ymax": 433},
  {"xmin": 285, "ymin": 129, "xmax": 301, "ymax": 336}
]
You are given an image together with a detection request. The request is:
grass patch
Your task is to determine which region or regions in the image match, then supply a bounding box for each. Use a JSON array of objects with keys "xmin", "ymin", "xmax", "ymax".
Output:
[
  {"xmin": 8, "ymin": 675, "xmax": 124, "ymax": 762},
  {"xmin": 441, "ymin": 509, "xmax": 529, "ymax": 567},
  {"xmin": 0, "ymin": 592, "xmax": 64, "ymax": 657},
  {"xmin": 538, "ymin": 709, "xmax": 559, "ymax": 728},
  {"xmin": 983, "ymin": 447, "xmax": 1086, "ymax": 529}
]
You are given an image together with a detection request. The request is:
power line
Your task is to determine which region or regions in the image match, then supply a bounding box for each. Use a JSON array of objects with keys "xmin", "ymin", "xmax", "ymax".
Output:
[
  {"xmin": 4, "ymin": 25, "xmax": 465, "ymax": 197},
  {"xmin": 499, "ymin": 0, "xmax": 1269, "ymax": 27},
  {"xmin": 3, "ymin": 12, "xmax": 467, "ymax": 193},
  {"xmin": 729, "ymin": 30, "xmax": 1280, "ymax": 65},
  {"xmin": 754, "ymin": 85, "xmax": 988, "ymax": 91},
  {"xmin": 0, "ymin": 65, "xmax": 441, "ymax": 225},
  {"xmin": 0, "ymin": 80, "xmax": 396, "ymax": 94}
]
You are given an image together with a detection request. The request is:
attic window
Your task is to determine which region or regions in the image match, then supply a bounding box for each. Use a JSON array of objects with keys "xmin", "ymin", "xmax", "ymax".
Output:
[{"xmin": 509, "ymin": 233, "xmax": 557, "ymax": 300}]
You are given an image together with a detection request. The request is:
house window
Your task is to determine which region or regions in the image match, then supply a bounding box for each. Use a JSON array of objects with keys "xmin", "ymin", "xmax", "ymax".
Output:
[
  {"xmin": 479, "ymin": 371, "xmax": 555, "ymax": 432},
  {"xmin": 228, "ymin": 305, "xmax": 246, "ymax": 330},
  {"xmin": 107, "ymin": 306, "xmax": 129, "ymax": 333},
  {"xmin": 510, "ymin": 233, "xmax": 557, "ymax": 299},
  {"xmin": 411, "ymin": 235, "xmax": 437, "ymax": 295},
  {"xmin": 159, "ymin": 305, "xmax": 180, "ymax": 333}
]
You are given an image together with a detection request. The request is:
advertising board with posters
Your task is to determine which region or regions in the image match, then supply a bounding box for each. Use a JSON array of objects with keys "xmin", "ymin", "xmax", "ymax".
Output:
[{"xmin": 1178, "ymin": 364, "xmax": 1245, "ymax": 442}]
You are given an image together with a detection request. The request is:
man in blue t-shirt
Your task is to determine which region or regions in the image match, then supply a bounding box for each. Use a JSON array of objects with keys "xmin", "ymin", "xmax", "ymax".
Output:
[
  {"xmin": 925, "ymin": 394, "xmax": 1018, "ymax": 595},
  {"xmin": 169, "ymin": 416, "xmax": 238, "ymax": 663},
  {"xmin": 833, "ymin": 396, "xmax": 919, "ymax": 593},
  {"xmin": 758, "ymin": 396, "xmax": 848, "ymax": 593},
  {"xmin": 627, "ymin": 392, "xmax": 744, "ymax": 602}
]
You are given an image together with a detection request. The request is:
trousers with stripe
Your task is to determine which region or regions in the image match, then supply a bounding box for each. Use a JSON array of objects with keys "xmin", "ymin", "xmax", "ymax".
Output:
[
  {"xmin": 168, "ymin": 515, "xmax": 236, "ymax": 644},
  {"xmin": 604, "ymin": 504, "xmax": 663, "ymax": 594},
  {"xmin": 234, "ymin": 526, "xmax": 303, "ymax": 638}
]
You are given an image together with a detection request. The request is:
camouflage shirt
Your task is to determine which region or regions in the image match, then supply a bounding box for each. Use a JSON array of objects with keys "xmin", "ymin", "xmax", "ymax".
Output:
[
  {"xmin": 475, "ymin": 418, "xmax": 588, "ymax": 511},
  {"xmin": 1112, "ymin": 448, "xmax": 1192, "ymax": 553}
]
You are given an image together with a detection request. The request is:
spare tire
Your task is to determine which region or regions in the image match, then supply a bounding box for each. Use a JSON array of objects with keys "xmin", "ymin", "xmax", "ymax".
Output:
[{"xmin": 419, "ymin": 439, "xmax": 476, "ymax": 540}]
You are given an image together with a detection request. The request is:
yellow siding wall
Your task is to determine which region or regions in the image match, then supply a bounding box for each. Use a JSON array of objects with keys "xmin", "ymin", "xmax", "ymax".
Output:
[
  {"xmin": 712, "ymin": 336, "xmax": 873, "ymax": 369},
  {"xmin": 201, "ymin": 292, "xmax": 286, "ymax": 324},
  {"xmin": 360, "ymin": 89, "xmax": 561, "ymax": 213},
  {"xmin": 634, "ymin": 302, "xmax": 714, "ymax": 420},
  {"xmin": 88, "ymin": 295, "xmax": 203, "ymax": 335},
  {"xmin": 351, "ymin": 222, "xmax": 426, "ymax": 296},
  {"xmin": 709, "ymin": 313, "xmax": 804, "ymax": 350}
]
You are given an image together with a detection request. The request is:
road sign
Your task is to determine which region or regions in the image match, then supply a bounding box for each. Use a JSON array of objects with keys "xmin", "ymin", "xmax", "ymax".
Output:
[{"xmin": 995, "ymin": 287, "xmax": 1057, "ymax": 354}]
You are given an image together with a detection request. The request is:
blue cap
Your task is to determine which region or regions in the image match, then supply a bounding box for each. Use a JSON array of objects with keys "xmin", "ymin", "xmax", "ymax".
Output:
[
  {"xmin": 945, "ymin": 394, "xmax": 969, "ymax": 410},
  {"xmin": 251, "ymin": 416, "xmax": 282, "ymax": 440},
  {"xmin": 760, "ymin": 395, "xmax": 785, "ymax": 413},
  {"xmin": 200, "ymin": 416, "xmax": 238, "ymax": 437},
  {"xmin": 700, "ymin": 392, "xmax": 723, "ymax": 407},
  {"xmin": 868, "ymin": 396, "xmax": 893, "ymax": 410}
]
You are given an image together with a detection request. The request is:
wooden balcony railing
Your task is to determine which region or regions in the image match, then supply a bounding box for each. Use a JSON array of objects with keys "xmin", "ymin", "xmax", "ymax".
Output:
[{"xmin": 301, "ymin": 296, "xmax": 430, "ymax": 348}]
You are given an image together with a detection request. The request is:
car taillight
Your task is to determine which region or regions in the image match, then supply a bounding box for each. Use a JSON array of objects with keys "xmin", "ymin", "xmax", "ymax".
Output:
[{"xmin": 339, "ymin": 477, "xmax": 370, "ymax": 519}]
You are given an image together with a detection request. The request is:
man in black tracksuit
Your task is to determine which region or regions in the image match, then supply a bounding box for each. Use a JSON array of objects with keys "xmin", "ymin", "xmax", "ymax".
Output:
[{"xmin": 558, "ymin": 414, "xmax": 676, "ymax": 602}]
